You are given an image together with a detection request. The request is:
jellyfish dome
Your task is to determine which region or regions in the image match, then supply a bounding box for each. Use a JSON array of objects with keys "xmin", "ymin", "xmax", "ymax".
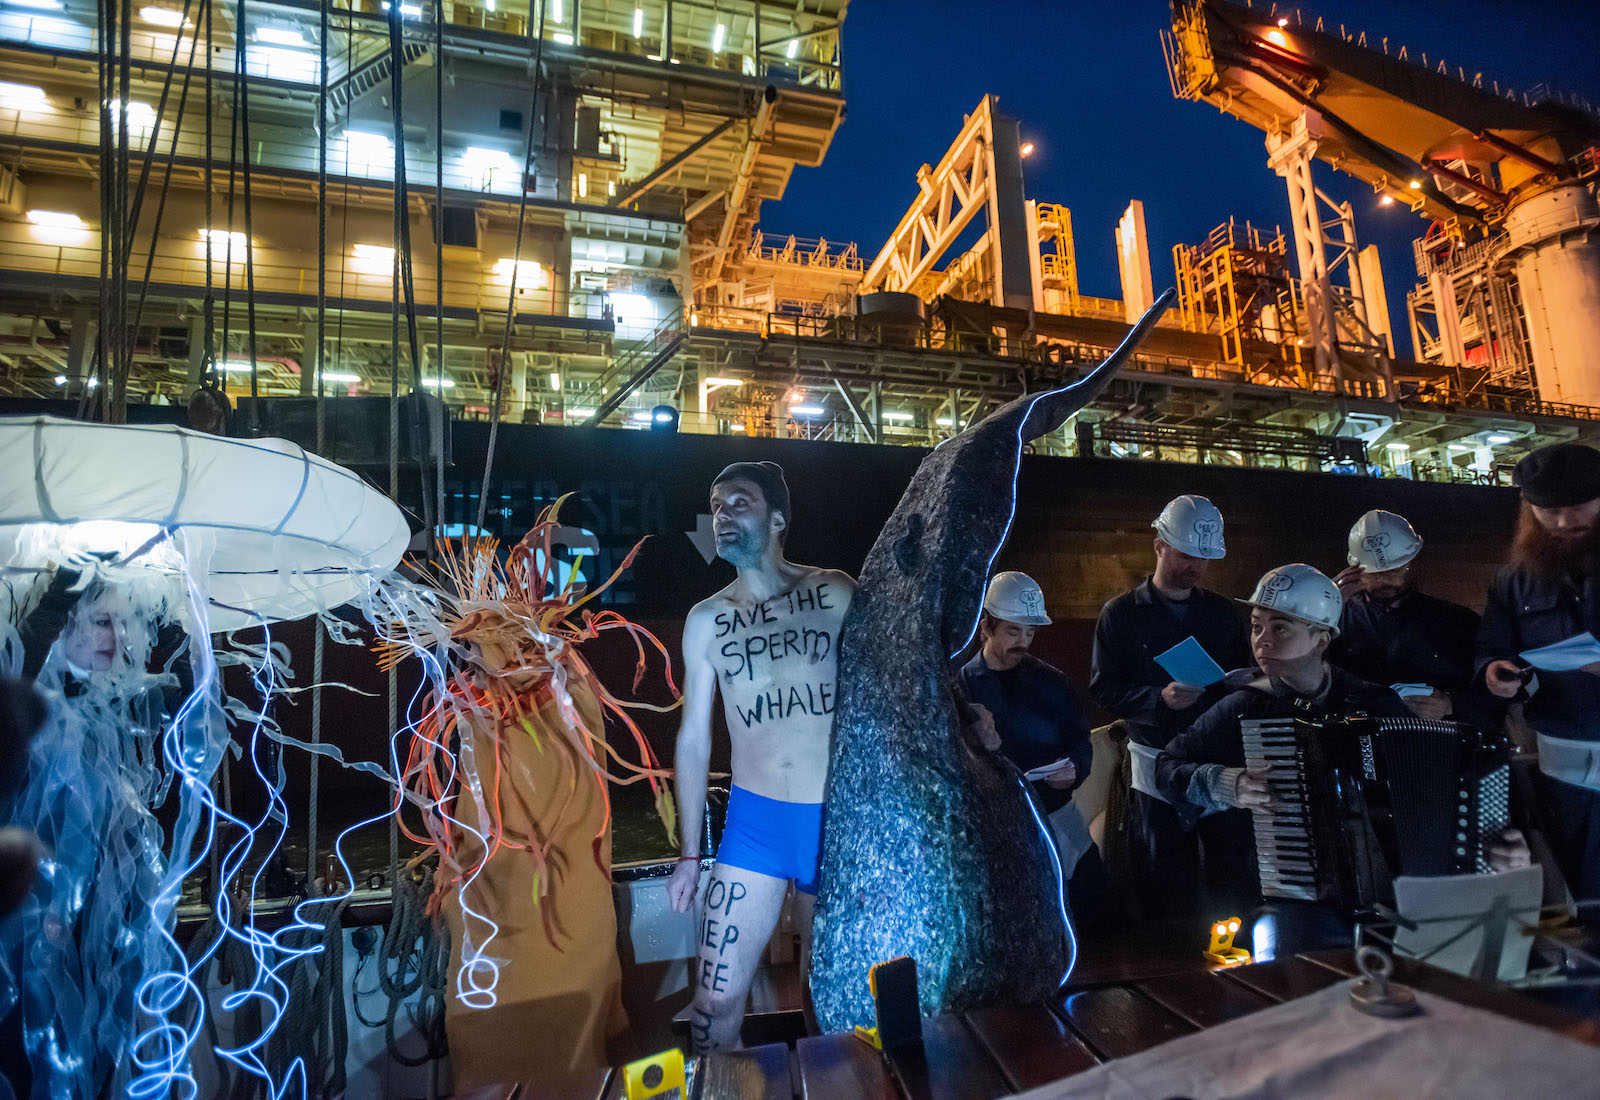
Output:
[
  {"xmin": 0, "ymin": 415, "xmax": 410, "ymax": 631},
  {"xmin": 0, "ymin": 415, "xmax": 410, "ymax": 1097}
]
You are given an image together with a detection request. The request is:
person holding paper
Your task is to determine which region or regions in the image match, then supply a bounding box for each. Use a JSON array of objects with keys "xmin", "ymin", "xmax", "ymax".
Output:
[
  {"xmin": 1090, "ymin": 494, "xmax": 1250, "ymax": 918},
  {"xmin": 1330, "ymin": 510, "xmax": 1487, "ymax": 725},
  {"xmin": 958, "ymin": 572, "xmax": 1105, "ymax": 922},
  {"xmin": 1157, "ymin": 564, "xmax": 1529, "ymax": 930},
  {"xmin": 1478, "ymin": 443, "xmax": 1600, "ymax": 910}
]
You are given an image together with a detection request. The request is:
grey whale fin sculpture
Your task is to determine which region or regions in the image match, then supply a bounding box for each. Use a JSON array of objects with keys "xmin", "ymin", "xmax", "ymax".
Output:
[{"xmin": 810, "ymin": 289, "xmax": 1177, "ymax": 1033}]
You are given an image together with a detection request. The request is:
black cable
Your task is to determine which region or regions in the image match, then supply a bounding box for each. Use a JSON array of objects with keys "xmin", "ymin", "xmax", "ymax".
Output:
[
  {"xmin": 386, "ymin": 2, "xmax": 435, "ymax": 537},
  {"xmin": 122, "ymin": 0, "xmax": 195, "ymax": 259},
  {"xmin": 433, "ymin": 0, "xmax": 446, "ymax": 544},
  {"xmin": 334, "ymin": 8, "xmax": 354, "ymax": 390},
  {"xmin": 237, "ymin": 0, "xmax": 261, "ymax": 435},
  {"xmin": 129, "ymin": 0, "xmax": 205, "ymax": 338},
  {"xmin": 200, "ymin": 0, "xmax": 215, "ymax": 390},
  {"xmin": 476, "ymin": 0, "xmax": 548, "ymax": 534},
  {"xmin": 85, "ymin": 0, "xmax": 113, "ymax": 422},
  {"xmin": 220, "ymin": 5, "xmax": 240, "ymax": 393},
  {"xmin": 111, "ymin": 0, "xmax": 132, "ymax": 419}
]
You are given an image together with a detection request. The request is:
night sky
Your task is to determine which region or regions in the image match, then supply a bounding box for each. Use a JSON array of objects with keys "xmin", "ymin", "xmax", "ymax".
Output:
[{"xmin": 767, "ymin": 0, "xmax": 1600, "ymax": 359}]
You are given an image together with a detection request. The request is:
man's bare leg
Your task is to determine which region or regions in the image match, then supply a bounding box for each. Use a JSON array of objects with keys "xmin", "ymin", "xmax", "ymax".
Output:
[{"xmin": 688, "ymin": 863, "xmax": 788, "ymax": 1053}]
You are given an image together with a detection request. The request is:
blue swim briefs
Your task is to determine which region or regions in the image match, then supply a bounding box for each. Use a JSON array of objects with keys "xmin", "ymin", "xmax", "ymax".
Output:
[{"xmin": 715, "ymin": 785, "xmax": 826, "ymax": 895}]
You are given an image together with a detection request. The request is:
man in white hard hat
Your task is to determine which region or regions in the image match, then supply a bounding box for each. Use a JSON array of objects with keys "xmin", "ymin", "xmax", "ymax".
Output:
[
  {"xmin": 1091, "ymin": 494, "xmax": 1250, "ymax": 918},
  {"xmin": 1157, "ymin": 564, "xmax": 1528, "ymax": 922},
  {"xmin": 1331, "ymin": 510, "xmax": 1485, "ymax": 724},
  {"xmin": 1479, "ymin": 443, "xmax": 1600, "ymax": 911},
  {"xmin": 959, "ymin": 572, "xmax": 1105, "ymax": 922}
]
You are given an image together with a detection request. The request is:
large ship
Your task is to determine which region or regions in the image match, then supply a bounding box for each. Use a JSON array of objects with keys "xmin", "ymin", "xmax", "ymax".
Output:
[{"xmin": 0, "ymin": 0, "xmax": 1597, "ymax": 1092}]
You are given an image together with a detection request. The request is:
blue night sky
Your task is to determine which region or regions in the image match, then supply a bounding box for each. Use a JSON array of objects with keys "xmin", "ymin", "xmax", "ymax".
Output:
[{"xmin": 765, "ymin": 0, "xmax": 1600, "ymax": 359}]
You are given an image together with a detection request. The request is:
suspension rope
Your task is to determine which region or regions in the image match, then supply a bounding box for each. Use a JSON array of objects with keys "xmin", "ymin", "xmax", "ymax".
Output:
[
  {"xmin": 387, "ymin": 0, "xmax": 403, "ymax": 900},
  {"xmin": 383, "ymin": 1, "xmax": 436, "ymax": 538},
  {"xmin": 433, "ymin": 0, "xmax": 446, "ymax": 541},
  {"xmin": 200, "ymin": 0, "xmax": 215, "ymax": 390},
  {"xmin": 129, "ymin": 0, "xmax": 206, "ymax": 338},
  {"xmin": 475, "ymin": 0, "xmax": 548, "ymax": 535},
  {"xmin": 308, "ymin": 0, "xmax": 330, "ymax": 891},
  {"xmin": 219, "ymin": 4, "xmax": 240, "ymax": 396},
  {"xmin": 236, "ymin": 0, "xmax": 261, "ymax": 435}
]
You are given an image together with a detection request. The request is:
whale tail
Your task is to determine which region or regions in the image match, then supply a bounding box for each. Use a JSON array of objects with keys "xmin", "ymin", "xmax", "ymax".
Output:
[{"xmin": 1018, "ymin": 286, "xmax": 1177, "ymax": 443}]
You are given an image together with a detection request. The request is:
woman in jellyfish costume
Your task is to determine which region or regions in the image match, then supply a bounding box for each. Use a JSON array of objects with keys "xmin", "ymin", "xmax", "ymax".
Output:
[{"xmin": 0, "ymin": 559, "xmax": 192, "ymax": 1098}]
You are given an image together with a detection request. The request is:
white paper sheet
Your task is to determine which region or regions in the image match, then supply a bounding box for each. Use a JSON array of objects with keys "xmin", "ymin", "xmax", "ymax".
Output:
[{"xmin": 1392, "ymin": 867, "xmax": 1543, "ymax": 981}]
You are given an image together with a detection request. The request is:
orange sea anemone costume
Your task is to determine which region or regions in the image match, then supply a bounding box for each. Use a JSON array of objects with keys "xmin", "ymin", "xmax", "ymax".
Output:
[{"xmin": 370, "ymin": 497, "xmax": 678, "ymax": 1085}]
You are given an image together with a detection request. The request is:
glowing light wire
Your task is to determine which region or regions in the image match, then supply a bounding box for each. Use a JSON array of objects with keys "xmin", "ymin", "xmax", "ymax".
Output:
[{"xmin": 948, "ymin": 293, "xmax": 1172, "ymax": 660}]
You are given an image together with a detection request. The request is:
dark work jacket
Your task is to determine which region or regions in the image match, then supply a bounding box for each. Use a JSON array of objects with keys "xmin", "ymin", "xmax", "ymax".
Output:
[
  {"xmin": 1476, "ymin": 563, "xmax": 1600, "ymax": 743},
  {"xmin": 1333, "ymin": 590, "xmax": 1479, "ymax": 691},
  {"xmin": 1333, "ymin": 590, "xmax": 1495, "ymax": 729},
  {"xmin": 1154, "ymin": 667, "xmax": 1411, "ymax": 829},
  {"xmin": 958, "ymin": 652, "xmax": 1092, "ymax": 815},
  {"xmin": 1090, "ymin": 579, "xmax": 1250, "ymax": 749}
]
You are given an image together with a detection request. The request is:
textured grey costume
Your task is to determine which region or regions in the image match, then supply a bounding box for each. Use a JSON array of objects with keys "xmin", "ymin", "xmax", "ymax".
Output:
[{"xmin": 809, "ymin": 291, "xmax": 1174, "ymax": 1033}]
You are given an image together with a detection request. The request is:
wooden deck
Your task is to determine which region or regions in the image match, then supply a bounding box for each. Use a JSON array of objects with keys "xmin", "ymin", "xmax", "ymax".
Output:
[{"xmin": 487, "ymin": 947, "xmax": 1596, "ymax": 1099}]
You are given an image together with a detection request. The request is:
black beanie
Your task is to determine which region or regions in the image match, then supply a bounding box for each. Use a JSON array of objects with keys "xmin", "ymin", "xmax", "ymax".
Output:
[
  {"xmin": 1514, "ymin": 444, "xmax": 1600, "ymax": 508},
  {"xmin": 713, "ymin": 461, "xmax": 791, "ymax": 527}
]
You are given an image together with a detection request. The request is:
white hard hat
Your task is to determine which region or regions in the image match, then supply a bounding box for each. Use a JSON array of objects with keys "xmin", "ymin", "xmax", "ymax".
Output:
[
  {"xmin": 984, "ymin": 571, "xmax": 1052, "ymax": 626},
  {"xmin": 1152, "ymin": 495, "xmax": 1226, "ymax": 560},
  {"xmin": 1347, "ymin": 509, "xmax": 1422, "ymax": 573},
  {"xmin": 1238, "ymin": 563, "xmax": 1342, "ymax": 634}
]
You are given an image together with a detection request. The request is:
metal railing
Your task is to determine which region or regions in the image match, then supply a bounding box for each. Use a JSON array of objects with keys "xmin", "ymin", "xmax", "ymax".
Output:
[{"xmin": 0, "ymin": 0, "xmax": 844, "ymax": 93}]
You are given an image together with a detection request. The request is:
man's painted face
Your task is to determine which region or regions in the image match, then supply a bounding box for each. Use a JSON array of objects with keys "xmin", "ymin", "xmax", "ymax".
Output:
[
  {"xmin": 709, "ymin": 478, "xmax": 780, "ymax": 568},
  {"xmin": 63, "ymin": 600, "xmax": 119, "ymax": 673},
  {"xmin": 1250, "ymin": 608, "xmax": 1327, "ymax": 673}
]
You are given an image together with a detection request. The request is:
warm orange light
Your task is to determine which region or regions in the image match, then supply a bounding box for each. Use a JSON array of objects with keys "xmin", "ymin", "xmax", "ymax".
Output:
[
  {"xmin": 1380, "ymin": 194, "xmax": 1394, "ymax": 206},
  {"xmin": 1265, "ymin": 28, "xmax": 1289, "ymax": 47},
  {"xmin": 1277, "ymin": 16, "xmax": 1289, "ymax": 27},
  {"xmin": 1019, "ymin": 142, "xmax": 1035, "ymax": 158}
]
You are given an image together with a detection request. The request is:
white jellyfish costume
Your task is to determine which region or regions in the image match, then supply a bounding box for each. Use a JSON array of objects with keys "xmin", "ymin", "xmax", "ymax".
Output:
[{"xmin": 0, "ymin": 417, "xmax": 408, "ymax": 1098}]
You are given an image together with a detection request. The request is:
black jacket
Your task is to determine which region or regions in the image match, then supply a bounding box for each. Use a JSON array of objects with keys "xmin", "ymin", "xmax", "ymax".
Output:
[
  {"xmin": 1090, "ymin": 579, "xmax": 1250, "ymax": 748},
  {"xmin": 958, "ymin": 652, "xmax": 1092, "ymax": 815},
  {"xmin": 1333, "ymin": 590, "xmax": 1480, "ymax": 691},
  {"xmin": 1154, "ymin": 667, "xmax": 1410, "ymax": 828},
  {"xmin": 1476, "ymin": 563, "xmax": 1600, "ymax": 743},
  {"xmin": 1333, "ymin": 589, "xmax": 1496, "ymax": 729}
]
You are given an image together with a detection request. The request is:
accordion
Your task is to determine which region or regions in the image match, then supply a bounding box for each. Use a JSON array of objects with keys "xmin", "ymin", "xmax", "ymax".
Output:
[{"xmin": 1241, "ymin": 715, "xmax": 1512, "ymax": 911}]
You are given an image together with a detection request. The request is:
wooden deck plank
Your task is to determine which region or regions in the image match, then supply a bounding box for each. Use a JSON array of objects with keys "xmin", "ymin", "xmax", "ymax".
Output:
[
  {"xmin": 796, "ymin": 1033, "xmax": 897, "ymax": 1100},
  {"xmin": 1217, "ymin": 955, "xmax": 1345, "ymax": 1003},
  {"xmin": 885, "ymin": 1015, "xmax": 1012, "ymax": 1100},
  {"xmin": 1055, "ymin": 986, "xmax": 1196, "ymax": 1061},
  {"xmin": 1137, "ymin": 969, "xmax": 1276, "ymax": 1029},
  {"xmin": 697, "ymin": 1042, "xmax": 793, "ymax": 1100},
  {"xmin": 963, "ymin": 1002, "xmax": 1098, "ymax": 1092}
]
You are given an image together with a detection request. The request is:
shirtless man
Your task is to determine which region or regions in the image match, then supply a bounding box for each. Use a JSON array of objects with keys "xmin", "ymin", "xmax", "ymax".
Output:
[{"xmin": 665, "ymin": 461, "xmax": 855, "ymax": 1053}]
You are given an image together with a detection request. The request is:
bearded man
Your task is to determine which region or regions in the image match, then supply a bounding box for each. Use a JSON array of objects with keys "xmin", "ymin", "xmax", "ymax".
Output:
[
  {"xmin": 1479, "ymin": 443, "xmax": 1600, "ymax": 908},
  {"xmin": 666, "ymin": 461, "xmax": 855, "ymax": 1051}
]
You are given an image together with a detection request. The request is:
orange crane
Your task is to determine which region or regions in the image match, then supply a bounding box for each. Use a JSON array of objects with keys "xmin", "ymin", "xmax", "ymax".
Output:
[{"xmin": 1163, "ymin": 0, "xmax": 1600, "ymax": 406}]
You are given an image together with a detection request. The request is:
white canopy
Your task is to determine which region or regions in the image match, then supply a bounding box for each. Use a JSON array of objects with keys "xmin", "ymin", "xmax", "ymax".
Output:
[{"xmin": 0, "ymin": 416, "xmax": 410, "ymax": 631}]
